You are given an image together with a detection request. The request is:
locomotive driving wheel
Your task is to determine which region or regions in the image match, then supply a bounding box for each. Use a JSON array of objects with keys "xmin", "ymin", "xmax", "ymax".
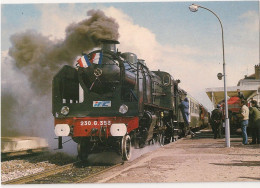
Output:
[
  {"xmin": 158, "ymin": 132, "xmax": 165, "ymax": 146},
  {"xmin": 121, "ymin": 135, "xmax": 132, "ymax": 161},
  {"xmin": 77, "ymin": 139, "xmax": 89, "ymax": 161}
]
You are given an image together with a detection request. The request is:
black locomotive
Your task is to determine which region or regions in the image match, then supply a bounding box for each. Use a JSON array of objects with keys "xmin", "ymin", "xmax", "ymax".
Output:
[{"xmin": 52, "ymin": 40, "xmax": 209, "ymax": 161}]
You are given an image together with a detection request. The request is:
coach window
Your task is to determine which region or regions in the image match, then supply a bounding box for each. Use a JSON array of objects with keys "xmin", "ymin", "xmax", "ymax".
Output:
[{"xmin": 191, "ymin": 102, "xmax": 195, "ymax": 113}]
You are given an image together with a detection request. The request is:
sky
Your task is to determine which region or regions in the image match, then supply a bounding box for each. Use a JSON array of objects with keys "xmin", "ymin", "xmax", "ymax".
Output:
[
  {"xmin": 1, "ymin": 0, "xmax": 259, "ymax": 110},
  {"xmin": 0, "ymin": 2, "xmax": 259, "ymax": 185},
  {"xmin": 1, "ymin": 1, "xmax": 259, "ymax": 147}
]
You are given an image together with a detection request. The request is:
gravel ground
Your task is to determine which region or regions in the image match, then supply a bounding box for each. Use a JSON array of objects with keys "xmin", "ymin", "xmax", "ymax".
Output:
[{"xmin": 1, "ymin": 152, "xmax": 76, "ymax": 182}]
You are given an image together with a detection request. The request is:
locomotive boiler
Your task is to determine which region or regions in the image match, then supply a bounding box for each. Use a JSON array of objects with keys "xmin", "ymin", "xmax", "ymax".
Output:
[{"xmin": 52, "ymin": 40, "xmax": 208, "ymax": 161}]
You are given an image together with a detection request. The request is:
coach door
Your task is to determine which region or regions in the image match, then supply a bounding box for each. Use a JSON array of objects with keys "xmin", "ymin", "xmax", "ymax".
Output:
[{"xmin": 188, "ymin": 98, "xmax": 191, "ymax": 123}]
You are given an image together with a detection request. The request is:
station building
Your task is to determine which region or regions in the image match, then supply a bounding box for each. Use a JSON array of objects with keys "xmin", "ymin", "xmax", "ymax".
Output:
[
  {"xmin": 237, "ymin": 64, "xmax": 260, "ymax": 104},
  {"xmin": 206, "ymin": 64, "xmax": 260, "ymax": 108}
]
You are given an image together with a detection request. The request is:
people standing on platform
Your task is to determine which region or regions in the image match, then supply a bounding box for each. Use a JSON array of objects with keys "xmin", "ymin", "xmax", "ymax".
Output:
[
  {"xmin": 249, "ymin": 100, "xmax": 260, "ymax": 144},
  {"xmin": 211, "ymin": 104, "xmax": 223, "ymax": 139},
  {"xmin": 239, "ymin": 100, "xmax": 249, "ymax": 145},
  {"xmin": 179, "ymin": 97, "xmax": 195, "ymax": 137},
  {"xmin": 237, "ymin": 89, "xmax": 245, "ymax": 100}
]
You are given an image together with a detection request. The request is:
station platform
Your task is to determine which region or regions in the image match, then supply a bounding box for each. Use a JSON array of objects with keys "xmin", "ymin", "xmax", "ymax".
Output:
[
  {"xmin": 1, "ymin": 137, "xmax": 48, "ymax": 158},
  {"xmin": 83, "ymin": 129, "xmax": 260, "ymax": 184}
]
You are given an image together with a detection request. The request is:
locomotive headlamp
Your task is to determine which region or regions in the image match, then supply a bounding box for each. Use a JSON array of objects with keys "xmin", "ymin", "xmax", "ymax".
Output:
[
  {"xmin": 119, "ymin": 104, "xmax": 128, "ymax": 114},
  {"xmin": 61, "ymin": 106, "xmax": 70, "ymax": 116}
]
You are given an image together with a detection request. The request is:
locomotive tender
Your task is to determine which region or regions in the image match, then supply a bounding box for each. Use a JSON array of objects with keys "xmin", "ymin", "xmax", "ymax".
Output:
[{"xmin": 52, "ymin": 40, "xmax": 209, "ymax": 161}]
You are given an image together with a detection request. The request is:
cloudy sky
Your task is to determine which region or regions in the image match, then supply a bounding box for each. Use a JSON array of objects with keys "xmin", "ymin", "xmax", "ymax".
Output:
[{"xmin": 1, "ymin": 0, "xmax": 259, "ymax": 111}]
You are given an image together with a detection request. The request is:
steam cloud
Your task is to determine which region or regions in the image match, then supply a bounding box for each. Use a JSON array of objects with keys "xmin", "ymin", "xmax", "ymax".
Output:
[{"xmin": 2, "ymin": 9, "xmax": 119, "ymax": 150}]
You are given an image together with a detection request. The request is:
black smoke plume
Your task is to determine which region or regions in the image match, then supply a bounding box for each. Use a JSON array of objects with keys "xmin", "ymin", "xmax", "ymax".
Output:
[
  {"xmin": 8, "ymin": 9, "xmax": 119, "ymax": 95},
  {"xmin": 2, "ymin": 9, "xmax": 119, "ymax": 146}
]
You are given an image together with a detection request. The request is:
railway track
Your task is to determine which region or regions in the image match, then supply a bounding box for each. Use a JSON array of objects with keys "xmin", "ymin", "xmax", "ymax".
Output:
[
  {"xmin": 1, "ymin": 150, "xmax": 48, "ymax": 162},
  {"xmin": 2, "ymin": 161, "xmax": 78, "ymax": 184},
  {"xmin": 2, "ymin": 133, "xmax": 183, "ymax": 184},
  {"xmin": 3, "ymin": 161, "xmax": 123, "ymax": 184},
  {"xmin": 75, "ymin": 162, "xmax": 123, "ymax": 183}
]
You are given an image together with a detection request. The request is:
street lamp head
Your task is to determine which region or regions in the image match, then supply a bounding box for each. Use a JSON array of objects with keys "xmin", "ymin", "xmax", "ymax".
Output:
[{"xmin": 189, "ymin": 4, "xmax": 199, "ymax": 12}]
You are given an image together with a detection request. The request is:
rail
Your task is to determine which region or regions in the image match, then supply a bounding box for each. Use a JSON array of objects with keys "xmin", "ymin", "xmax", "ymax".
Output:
[
  {"xmin": 3, "ymin": 161, "xmax": 123, "ymax": 184},
  {"xmin": 75, "ymin": 162, "xmax": 123, "ymax": 183},
  {"xmin": 3, "ymin": 162, "xmax": 78, "ymax": 184}
]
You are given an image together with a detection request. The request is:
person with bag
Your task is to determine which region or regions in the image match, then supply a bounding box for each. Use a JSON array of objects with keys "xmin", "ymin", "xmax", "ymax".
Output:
[
  {"xmin": 211, "ymin": 104, "xmax": 223, "ymax": 139},
  {"xmin": 249, "ymin": 100, "xmax": 260, "ymax": 144}
]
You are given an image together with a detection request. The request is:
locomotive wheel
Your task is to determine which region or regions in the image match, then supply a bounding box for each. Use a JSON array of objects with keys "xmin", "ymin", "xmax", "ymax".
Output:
[
  {"xmin": 121, "ymin": 135, "xmax": 132, "ymax": 161},
  {"xmin": 168, "ymin": 136, "xmax": 173, "ymax": 143},
  {"xmin": 77, "ymin": 140, "xmax": 89, "ymax": 161},
  {"xmin": 182, "ymin": 125, "xmax": 188, "ymax": 137},
  {"xmin": 158, "ymin": 132, "xmax": 165, "ymax": 146},
  {"xmin": 149, "ymin": 139, "xmax": 155, "ymax": 145},
  {"xmin": 132, "ymin": 131, "xmax": 139, "ymax": 149},
  {"xmin": 138, "ymin": 140, "xmax": 145, "ymax": 148}
]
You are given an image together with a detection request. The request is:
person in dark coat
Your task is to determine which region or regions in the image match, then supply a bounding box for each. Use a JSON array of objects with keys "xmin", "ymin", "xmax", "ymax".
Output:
[
  {"xmin": 237, "ymin": 89, "xmax": 245, "ymax": 100},
  {"xmin": 211, "ymin": 104, "xmax": 223, "ymax": 139},
  {"xmin": 249, "ymin": 100, "xmax": 260, "ymax": 144},
  {"xmin": 180, "ymin": 97, "xmax": 189, "ymax": 126}
]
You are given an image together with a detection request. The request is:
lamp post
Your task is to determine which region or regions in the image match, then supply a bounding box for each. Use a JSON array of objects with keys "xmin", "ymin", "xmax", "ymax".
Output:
[{"xmin": 189, "ymin": 4, "xmax": 230, "ymax": 147}]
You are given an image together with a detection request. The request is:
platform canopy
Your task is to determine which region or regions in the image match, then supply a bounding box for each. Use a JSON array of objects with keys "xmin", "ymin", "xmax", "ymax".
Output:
[{"xmin": 206, "ymin": 85, "xmax": 259, "ymax": 106}]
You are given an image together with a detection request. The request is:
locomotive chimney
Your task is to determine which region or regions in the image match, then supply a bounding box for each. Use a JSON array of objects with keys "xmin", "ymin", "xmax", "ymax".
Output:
[{"xmin": 100, "ymin": 39, "xmax": 119, "ymax": 53}]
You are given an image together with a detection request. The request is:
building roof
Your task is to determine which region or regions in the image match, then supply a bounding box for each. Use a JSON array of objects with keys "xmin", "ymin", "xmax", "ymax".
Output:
[{"xmin": 206, "ymin": 85, "xmax": 259, "ymax": 105}]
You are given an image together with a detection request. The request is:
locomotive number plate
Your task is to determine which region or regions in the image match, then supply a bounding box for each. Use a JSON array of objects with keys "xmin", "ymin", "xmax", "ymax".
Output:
[{"xmin": 80, "ymin": 120, "xmax": 112, "ymax": 126}]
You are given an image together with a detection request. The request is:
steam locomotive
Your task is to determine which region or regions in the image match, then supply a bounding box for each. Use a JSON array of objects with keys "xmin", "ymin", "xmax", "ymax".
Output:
[{"xmin": 52, "ymin": 40, "xmax": 209, "ymax": 161}]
